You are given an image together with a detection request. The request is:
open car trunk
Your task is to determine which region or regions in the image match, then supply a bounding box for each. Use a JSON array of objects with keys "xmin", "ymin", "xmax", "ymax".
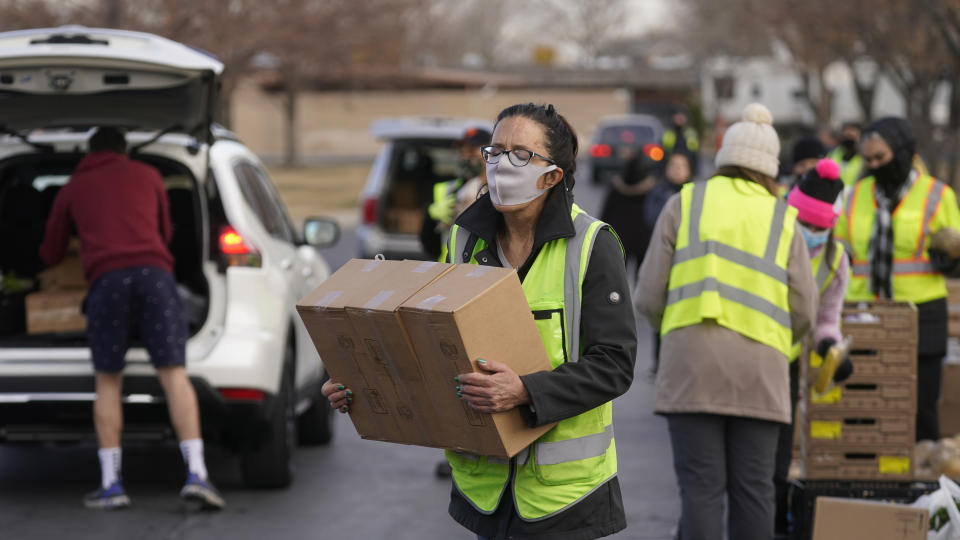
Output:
[{"xmin": 0, "ymin": 152, "xmax": 209, "ymax": 346}]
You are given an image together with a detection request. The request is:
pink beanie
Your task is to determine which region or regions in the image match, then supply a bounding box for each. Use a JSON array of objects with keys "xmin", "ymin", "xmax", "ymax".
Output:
[{"xmin": 787, "ymin": 159, "xmax": 844, "ymax": 228}]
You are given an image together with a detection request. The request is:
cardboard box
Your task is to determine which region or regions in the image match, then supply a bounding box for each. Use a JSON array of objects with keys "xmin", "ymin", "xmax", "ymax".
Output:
[
  {"xmin": 398, "ymin": 264, "xmax": 556, "ymax": 458},
  {"xmin": 384, "ymin": 208, "xmax": 424, "ymax": 235},
  {"xmin": 37, "ymin": 240, "xmax": 87, "ymax": 291},
  {"xmin": 812, "ymin": 497, "xmax": 927, "ymax": 540},
  {"xmin": 296, "ymin": 258, "xmax": 448, "ymax": 443},
  {"xmin": 808, "ymin": 375, "xmax": 916, "ymax": 412},
  {"xmin": 806, "ymin": 410, "xmax": 914, "ymax": 447},
  {"xmin": 343, "ymin": 259, "xmax": 458, "ymax": 447},
  {"xmin": 939, "ymin": 362, "xmax": 960, "ymax": 437},
  {"xmin": 841, "ymin": 301, "xmax": 918, "ymax": 346},
  {"xmin": 805, "ymin": 445, "xmax": 914, "ymax": 480},
  {"xmin": 25, "ymin": 290, "xmax": 86, "ymax": 334}
]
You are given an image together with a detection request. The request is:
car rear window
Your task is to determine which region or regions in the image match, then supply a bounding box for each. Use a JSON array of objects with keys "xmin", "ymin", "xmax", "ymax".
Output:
[
  {"xmin": 597, "ymin": 125, "xmax": 657, "ymax": 146},
  {"xmin": 381, "ymin": 140, "xmax": 458, "ymax": 234}
]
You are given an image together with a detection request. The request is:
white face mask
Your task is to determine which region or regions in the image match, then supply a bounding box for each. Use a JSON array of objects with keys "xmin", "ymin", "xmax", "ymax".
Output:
[{"xmin": 486, "ymin": 159, "xmax": 557, "ymax": 207}]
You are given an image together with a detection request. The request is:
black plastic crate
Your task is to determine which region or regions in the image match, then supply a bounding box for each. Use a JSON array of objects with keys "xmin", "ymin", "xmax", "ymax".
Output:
[{"xmin": 788, "ymin": 478, "xmax": 939, "ymax": 540}]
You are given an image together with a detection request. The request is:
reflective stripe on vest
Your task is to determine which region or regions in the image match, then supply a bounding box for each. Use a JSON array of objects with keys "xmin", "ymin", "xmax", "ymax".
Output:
[
  {"xmin": 844, "ymin": 175, "xmax": 947, "ymax": 302},
  {"xmin": 445, "ymin": 203, "xmax": 619, "ymax": 521},
  {"xmin": 661, "ymin": 177, "xmax": 796, "ymax": 356}
]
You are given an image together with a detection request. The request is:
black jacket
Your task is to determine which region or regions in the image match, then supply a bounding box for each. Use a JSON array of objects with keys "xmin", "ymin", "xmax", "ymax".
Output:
[{"xmin": 446, "ymin": 186, "xmax": 638, "ymax": 540}]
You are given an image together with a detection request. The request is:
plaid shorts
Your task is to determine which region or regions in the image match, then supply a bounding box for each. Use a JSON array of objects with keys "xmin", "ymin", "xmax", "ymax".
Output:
[{"xmin": 85, "ymin": 266, "xmax": 187, "ymax": 373}]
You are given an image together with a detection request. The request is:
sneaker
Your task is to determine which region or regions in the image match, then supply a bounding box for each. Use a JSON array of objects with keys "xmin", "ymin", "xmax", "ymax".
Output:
[
  {"xmin": 83, "ymin": 482, "xmax": 131, "ymax": 510},
  {"xmin": 179, "ymin": 472, "xmax": 225, "ymax": 510}
]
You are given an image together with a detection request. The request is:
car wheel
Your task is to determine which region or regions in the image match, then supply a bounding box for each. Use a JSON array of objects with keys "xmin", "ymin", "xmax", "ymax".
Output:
[
  {"xmin": 298, "ymin": 371, "xmax": 334, "ymax": 445},
  {"xmin": 241, "ymin": 347, "xmax": 296, "ymax": 489}
]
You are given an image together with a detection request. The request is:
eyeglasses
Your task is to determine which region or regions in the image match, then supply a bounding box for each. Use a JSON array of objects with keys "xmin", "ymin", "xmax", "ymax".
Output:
[{"xmin": 481, "ymin": 145, "xmax": 556, "ymax": 167}]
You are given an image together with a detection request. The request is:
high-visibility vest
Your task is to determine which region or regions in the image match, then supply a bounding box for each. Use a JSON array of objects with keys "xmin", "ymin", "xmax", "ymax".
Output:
[
  {"xmin": 443, "ymin": 204, "xmax": 619, "ymax": 521},
  {"xmin": 827, "ymin": 148, "xmax": 863, "ymax": 189},
  {"xmin": 430, "ymin": 178, "xmax": 466, "ymax": 262},
  {"xmin": 661, "ymin": 176, "xmax": 798, "ymax": 357},
  {"xmin": 835, "ymin": 174, "xmax": 960, "ymax": 303},
  {"xmin": 788, "ymin": 240, "xmax": 847, "ymax": 361},
  {"xmin": 663, "ymin": 127, "xmax": 699, "ymax": 154}
]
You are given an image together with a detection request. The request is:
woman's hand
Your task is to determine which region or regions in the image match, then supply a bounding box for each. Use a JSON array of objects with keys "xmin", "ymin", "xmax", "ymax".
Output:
[
  {"xmin": 321, "ymin": 378, "xmax": 353, "ymax": 414},
  {"xmin": 457, "ymin": 359, "xmax": 530, "ymax": 413}
]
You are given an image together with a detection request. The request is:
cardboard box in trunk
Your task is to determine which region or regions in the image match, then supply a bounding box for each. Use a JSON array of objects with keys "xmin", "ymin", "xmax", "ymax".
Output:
[
  {"xmin": 25, "ymin": 290, "xmax": 86, "ymax": 334},
  {"xmin": 296, "ymin": 258, "xmax": 449, "ymax": 444},
  {"xmin": 812, "ymin": 497, "xmax": 927, "ymax": 540},
  {"xmin": 939, "ymin": 362, "xmax": 960, "ymax": 437},
  {"xmin": 397, "ymin": 264, "xmax": 555, "ymax": 459}
]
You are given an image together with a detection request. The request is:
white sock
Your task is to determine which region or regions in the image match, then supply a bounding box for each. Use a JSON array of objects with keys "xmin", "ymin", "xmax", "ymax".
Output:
[
  {"xmin": 98, "ymin": 447, "xmax": 121, "ymax": 489},
  {"xmin": 179, "ymin": 438, "xmax": 208, "ymax": 481}
]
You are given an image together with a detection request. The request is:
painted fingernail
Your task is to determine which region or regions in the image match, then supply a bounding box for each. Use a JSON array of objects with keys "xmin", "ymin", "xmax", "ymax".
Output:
[
  {"xmin": 346, "ymin": 397, "xmax": 352, "ymax": 403},
  {"xmin": 456, "ymin": 385, "xmax": 461, "ymax": 391},
  {"xmin": 477, "ymin": 359, "xmax": 486, "ymax": 364},
  {"xmin": 340, "ymin": 406, "xmax": 348, "ymax": 413},
  {"xmin": 454, "ymin": 376, "xmax": 459, "ymax": 382},
  {"xmin": 337, "ymin": 385, "xmax": 344, "ymax": 391},
  {"xmin": 346, "ymin": 390, "xmax": 353, "ymax": 397},
  {"xmin": 457, "ymin": 391, "xmax": 462, "ymax": 398}
]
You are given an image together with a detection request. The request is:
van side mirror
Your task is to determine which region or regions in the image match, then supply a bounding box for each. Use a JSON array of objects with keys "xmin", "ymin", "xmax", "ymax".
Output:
[{"xmin": 303, "ymin": 218, "xmax": 339, "ymax": 248}]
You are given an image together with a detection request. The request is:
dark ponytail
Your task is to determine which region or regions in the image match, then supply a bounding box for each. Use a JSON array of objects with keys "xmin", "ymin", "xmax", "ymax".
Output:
[{"xmin": 495, "ymin": 103, "xmax": 579, "ymax": 191}]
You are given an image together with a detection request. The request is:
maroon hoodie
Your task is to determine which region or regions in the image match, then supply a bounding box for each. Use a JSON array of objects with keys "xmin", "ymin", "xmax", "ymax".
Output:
[{"xmin": 40, "ymin": 151, "xmax": 174, "ymax": 284}]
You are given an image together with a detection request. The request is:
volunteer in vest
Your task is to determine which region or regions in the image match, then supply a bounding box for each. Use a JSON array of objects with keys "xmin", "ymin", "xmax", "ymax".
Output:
[
  {"xmin": 663, "ymin": 112, "xmax": 700, "ymax": 173},
  {"xmin": 420, "ymin": 127, "xmax": 492, "ymax": 260},
  {"xmin": 325, "ymin": 103, "xmax": 638, "ymax": 539},
  {"xmin": 828, "ymin": 122, "xmax": 864, "ymax": 189},
  {"xmin": 835, "ymin": 116, "xmax": 960, "ymax": 442},
  {"xmin": 635, "ymin": 103, "xmax": 818, "ymax": 540},
  {"xmin": 774, "ymin": 158, "xmax": 851, "ymax": 536}
]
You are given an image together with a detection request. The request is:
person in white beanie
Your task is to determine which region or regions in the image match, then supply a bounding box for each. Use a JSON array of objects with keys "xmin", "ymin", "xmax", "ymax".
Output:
[{"xmin": 635, "ymin": 103, "xmax": 818, "ymax": 540}]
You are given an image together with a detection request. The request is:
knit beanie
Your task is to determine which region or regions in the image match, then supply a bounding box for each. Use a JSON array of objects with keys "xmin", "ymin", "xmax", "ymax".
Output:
[
  {"xmin": 715, "ymin": 103, "xmax": 780, "ymax": 178},
  {"xmin": 787, "ymin": 158, "xmax": 844, "ymax": 228},
  {"xmin": 791, "ymin": 136, "xmax": 826, "ymax": 167}
]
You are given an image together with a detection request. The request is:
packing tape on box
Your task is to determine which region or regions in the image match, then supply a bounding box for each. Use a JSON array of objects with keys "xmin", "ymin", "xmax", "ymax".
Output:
[
  {"xmin": 364, "ymin": 290, "xmax": 395, "ymax": 310},
  {"xmin": 467, "ymin": 266, "xmax": 492, "ymax": 278},
  {"xmin": 315, "ymin": 290, "xmax": 343, "ymax": 307},
  {"xmin": 418, "ymin": 295, "xmax": 447, "ymax": 309},
  {"xmin": 878, "ymin": 456, "xmax": 911, "ymax": 474},
  {"xmin": 362, "ymin": 260, "xmax": 383, "ymax": 272},
  {"xmin": 412, "ymin": 261, "xmax": 437, "ymax": 273},
  {"xmin": 810, "ymin": 420, "xmax": 842, "ymax": 439}
]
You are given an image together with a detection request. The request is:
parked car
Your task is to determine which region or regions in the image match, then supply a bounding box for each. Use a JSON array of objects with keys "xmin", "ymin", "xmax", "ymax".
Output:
[
  {"xmin": 0, "ymin": 26, "xmax": 341, "ymax": 488},
  {"xmin": 588, "ymin": 114, "xmax": 665, "ymax": 184},
  {"xmin": 357, "ymin": 116, "xmax": 492, "ymax": 260}
]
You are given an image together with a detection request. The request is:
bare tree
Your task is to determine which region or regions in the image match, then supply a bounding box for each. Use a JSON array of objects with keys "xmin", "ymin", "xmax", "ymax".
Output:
[{"xmin": 542, "ymin": 0, "xmax": 629, "ymax": 65}]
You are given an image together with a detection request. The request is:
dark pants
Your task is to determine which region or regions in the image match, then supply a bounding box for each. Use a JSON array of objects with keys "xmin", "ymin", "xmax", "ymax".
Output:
[
  {"xmin": 773, "ymin": 361, "xmax": 800, "ymax": 534},
  {"xmin": 667, "ymin": 413, "xmax": 780, "ymax": 540},
  {"xmin": 918, "ymin": 353, "xmax": 945, "ymax": 441}
]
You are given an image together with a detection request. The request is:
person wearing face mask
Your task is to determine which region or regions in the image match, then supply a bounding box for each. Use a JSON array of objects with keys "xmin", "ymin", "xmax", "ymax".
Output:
[
  {"xmin": 827, "ymin": 122, "xmax": 863, "ymax": 189},
  {"xmin": 335, "ymin": 102, "xmax": 636, "ymax": 539},
  {"xmin": 635, "ymin": 103, "xmax": 818, "ymax": 540},
  {"xmin": 419, "ymin": 126, "xmax": 491, "ymax": 261},
  {"xmin": 835, "ymin": 116, "xmax": 960, "ymax": 442},
  {"xmin": 774, "ymin": 158, "xmax": 851, "ymax": 536}
]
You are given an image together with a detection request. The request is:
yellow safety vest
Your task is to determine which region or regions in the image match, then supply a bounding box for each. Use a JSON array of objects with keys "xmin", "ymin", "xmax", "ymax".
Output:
[
  {"xmin": 835, "ymin": 174, "xmax": 960, "ymax": 303},
  {"xmin": 661, "ymin": 176, "xmax": 798, "ymax": 357},
  {"xmin": 443, "ymin": 204, "xmax": 619, "ymax": 521},
  {"xmin": 828, "ymin": 148, "xmax": 864, "ymax": 189},
  {"xmin": 788, "ymin": 240, "xmax": 847, "ymax": 361},
  {"xmin": 663, "ymin": 127, "xmax": 699, "ymax": 154}
]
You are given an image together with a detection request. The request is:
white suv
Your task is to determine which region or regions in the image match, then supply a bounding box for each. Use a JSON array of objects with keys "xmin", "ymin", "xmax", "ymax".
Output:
[
  {"xmin": 0, "ymin": 27, "xmax": 340, "ymax": 488},
  {"xmin": 357, "ymin": 116, "xmax": 492, "ymax": 260}
]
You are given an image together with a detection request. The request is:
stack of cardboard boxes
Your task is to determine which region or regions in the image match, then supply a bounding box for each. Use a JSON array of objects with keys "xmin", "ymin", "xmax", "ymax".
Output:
[
  {"xmin": 296, "ymin": 259, "xmax": 555, "ymax": 458},
  {"xmin": 941, "ymin": 279, "xmax": 960, "ymax": 437},
  {"xmin": 25, "ymin": 243, "xmax": 87, "ymax": 334},
  {"xmin": 803, "ymin": 301, "xmax": 918, "ymax": 480}
]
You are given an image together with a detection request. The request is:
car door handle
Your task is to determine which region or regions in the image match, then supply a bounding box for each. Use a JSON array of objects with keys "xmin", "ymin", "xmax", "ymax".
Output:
[
  {"xmin": 280, "ymin": 259, "xmax": 293, "ymax": 270},
  {"xmin": 301, "ymin": 267, "xmax": 313, "ymax": 278}
]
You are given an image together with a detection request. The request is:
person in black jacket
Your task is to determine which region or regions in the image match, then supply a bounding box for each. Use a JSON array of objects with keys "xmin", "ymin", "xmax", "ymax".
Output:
[{"xmin": 325, "ymin": 103, "xmax": 637, "ymax": 540}]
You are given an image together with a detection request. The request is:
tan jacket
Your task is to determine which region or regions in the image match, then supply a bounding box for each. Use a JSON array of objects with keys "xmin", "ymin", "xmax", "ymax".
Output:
[{"xmin": 634, "ymin": 191, "xmax": 818, "ymax": 423}]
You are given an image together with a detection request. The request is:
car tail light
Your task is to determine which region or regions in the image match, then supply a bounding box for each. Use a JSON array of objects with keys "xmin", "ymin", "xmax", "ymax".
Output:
[
  {"xmin": 644, "ymin": 143, "xmax": 665, "ymax": 162},
  {"xmin": 218, "ymin": 225, "xmax": 261, "ymax": 268},
  {"xmin": 363, "ymin": 196, "xmax": 378, "ymax": 225},
  {"xmin": 219, "ymin": 388, "xmax": 267, "ymax": 402},
  {"xmin": 590, "ymin": 144, "xmax": 612, "ymax": 158}
]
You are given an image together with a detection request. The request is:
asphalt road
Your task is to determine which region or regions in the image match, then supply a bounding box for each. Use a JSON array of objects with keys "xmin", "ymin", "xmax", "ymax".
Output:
[{"xmin": 0, "ymin": 170, "xmax": 682, "ymax": 539}]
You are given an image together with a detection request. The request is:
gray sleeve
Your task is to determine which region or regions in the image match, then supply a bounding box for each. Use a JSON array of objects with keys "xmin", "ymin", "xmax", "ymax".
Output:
[{"xmin": 787, "ymin": 225, "xmax": 818, "ymax": 343}]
